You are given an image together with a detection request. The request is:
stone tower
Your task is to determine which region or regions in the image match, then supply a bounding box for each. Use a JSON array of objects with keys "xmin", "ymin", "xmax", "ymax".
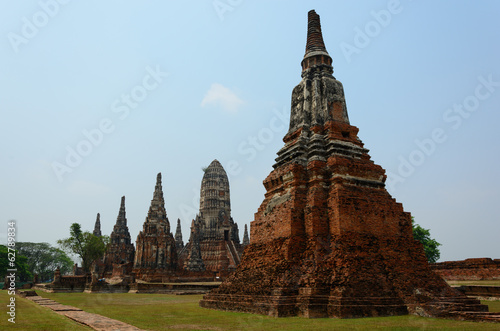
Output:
[
  {"xmin": 184, "ymin": 220, "xmax": 205, "ymax": 272},
  {"xmin": 242, "ymin": 224, "xmax": 249, "ymax": 247},
  {"xmin": 200, "ymin": 10, "xmax": 487, "ymax": 318},
  {"xmin": 179, "ymin": 160, "xmax": 243, "ymax": 275},
  {"xmin": 175, "ymin": 219, "xmax": 184, "ymax": 252},
  {"xmin": 103, "ymin": 196, "xmax": 135, "ymax": 277},
  {"xmin": 93, "ymin": 213, "xmax": 101, "ymax": 237},
  {"xmin": 134, "ymin": 173, "xmax": 178, "ymax": 281}
]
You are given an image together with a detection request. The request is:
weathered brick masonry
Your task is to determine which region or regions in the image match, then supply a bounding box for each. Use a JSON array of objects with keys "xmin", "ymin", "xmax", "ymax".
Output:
[
  {"xmin": 200, "ymin": 10, "xmax": 488, "ymax": 318},
  {"xmin": 133, "ymin": 173, "xmax": 178, "ymax": 282},
  {"xmin": 432, "ymin": 258, "xmax": 500, "ymax": 281}
]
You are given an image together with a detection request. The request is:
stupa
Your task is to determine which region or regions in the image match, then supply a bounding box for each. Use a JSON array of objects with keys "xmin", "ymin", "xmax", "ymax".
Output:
[
  {"xmin": 103, "ymin": 196, "xmax": 135, "ymax": 277},
  {"xmin": 133, "ymin": 173, "xmax": 178, "ymax": 281},
  {"xmin": 179, "ymin": 160, "xmax": 243, "ymax": 276},
  {"xmin": 200, "ymin": 10, "xmax": 488, "ymax": 318}
]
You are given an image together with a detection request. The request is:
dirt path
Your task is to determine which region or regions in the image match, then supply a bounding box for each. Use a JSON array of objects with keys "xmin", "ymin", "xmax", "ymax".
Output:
[{"xmin": 26, "ymin": 295, "xmax": 143, "ymax": 331}]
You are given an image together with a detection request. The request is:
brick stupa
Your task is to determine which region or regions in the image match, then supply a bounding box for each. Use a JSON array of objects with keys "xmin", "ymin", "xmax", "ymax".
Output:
[
  {"xmin": 200, "ymin": 10, "xmax": 488, "ymax": 318},
  {"xmin": 178, "ymin": 160, "xmax": 243, "ymax": 276},
  {"xmin": 133, "ymin": 173, "xmax": 178, "ymax": 281},
  {"xmin": 103, "ymin": 196, "xmax": 135, "ymax": 277}
]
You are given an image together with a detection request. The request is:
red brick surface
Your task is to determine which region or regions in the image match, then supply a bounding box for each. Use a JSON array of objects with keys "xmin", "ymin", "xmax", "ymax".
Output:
[
  {"xmin": 431, "ymin": 258, "xmax": 500, "ymax": 281},
  {"xmin": 200, "ymin": 10, "xmax": 489, "ymax": 320}
]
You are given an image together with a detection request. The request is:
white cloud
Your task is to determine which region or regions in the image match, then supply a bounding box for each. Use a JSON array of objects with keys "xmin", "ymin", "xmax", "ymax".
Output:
[{"xmin": 201, "ymin": 83, "xmax": 244, "ymax": 113}]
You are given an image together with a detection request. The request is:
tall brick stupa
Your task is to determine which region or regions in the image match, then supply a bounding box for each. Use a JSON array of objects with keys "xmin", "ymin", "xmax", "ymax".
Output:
[
  {"xmin": 133, "ymin": 173, "xmax": 178, "ymax": 281},
  {"xmin": 103, "ymin": 196, "xmax": 135, "ymax": 277},
  {"xmin": 179, "ymin": 160, "xmax": 243, "ymax": 276},
  {"xmin": 200, "ymin": 10, "xmax": 488, "ymax": 318}
]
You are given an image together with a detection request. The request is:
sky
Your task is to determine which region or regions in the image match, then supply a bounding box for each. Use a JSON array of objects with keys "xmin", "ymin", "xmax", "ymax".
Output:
[{"xmin": 1, "ymin": 1, "xmax": 499, "ymax": 263}]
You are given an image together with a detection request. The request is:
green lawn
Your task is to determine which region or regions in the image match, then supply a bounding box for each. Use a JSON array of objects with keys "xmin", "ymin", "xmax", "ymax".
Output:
[
  {"xmin": 19, "ymin": 291, "xmax": 497, "ymax": 330},
  {"xmin": 0, "ymin": 290, "xmax": 90, "ymax": 330},
  {"xmin": 447, "ymin": 280, "xmax": 500, "ymax": 286}
]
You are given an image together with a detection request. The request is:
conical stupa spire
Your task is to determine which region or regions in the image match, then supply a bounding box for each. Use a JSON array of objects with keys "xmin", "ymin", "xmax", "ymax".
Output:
[
  {"xmin": 242, "ymin": 224, "xmax": 249, "ymax": 246},
  {"xmin": 175, "ymin": 218, "xmax": 184, "ymax": 250},
  {"xmin": 146, "ymin": 173, "xmax": 169, "ymax": 227},
  {"xmin": 302, "ymin": 10, "xmax": 332, "ymax": 72},
  {"xmin": 117, "ymin": 196, "xmax": 127, "ymax": 226},
  {"xmin": 93, "ymin": 213, "xmax": 102, "ymax": 237},
  {"xmin": 305, "ymin": 10, "xmax": 327, "ymax": 55}
]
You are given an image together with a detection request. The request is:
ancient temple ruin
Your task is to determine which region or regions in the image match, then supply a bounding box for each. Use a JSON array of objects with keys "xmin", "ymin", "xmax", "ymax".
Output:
[
  {"xmin": 242, "ymin": 224, "xmax": 249, "ymax": 247},
  {"xmin": 200, "ymin": 10, "xmax": 488, "ymax": 318},
  {"xmin": 133, "ymin": 173, "xmax": 178, "ymax": 281},
  {"xmin": 175, "ymin": 218, "xmax": 184, "ymax": 251},
  {"xmin": 93, "ymin": 213, "xmax": 101, "ymax": 237},
  {"xmin": 103, "ymin": 196, "xmax": 135, "ymax": 277},
  {"xmin": 179, "ymin": 160, "xmax": 243, "ymax": 276}
]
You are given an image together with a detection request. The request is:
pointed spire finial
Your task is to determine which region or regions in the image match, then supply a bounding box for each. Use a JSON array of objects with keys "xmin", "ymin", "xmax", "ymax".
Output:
[
  {"xmin": 145, "ymin": 172, "xmax": 170, "ymax": 233},
  {"xmin": 302, "ymin": 10, "xmax": 332, "ymax": 72},
  {"xmin": 243, "ymin": 223, "xmax": 250, "ymax": 246},
  {"xmin": 117, "ymin": 196, "xmax": 127, "ymax": 225},
  {"xmin": 175, "ymin": 218, "xmax": 184, "ymax": 250},
  {"xmin": 305, "ymin": 10, "xmax": 327, "ymax": 54},
  {"xmin": 152, "ymin": 172, "xmax": 164, "ymax": 205},
  {"xmin": 93, "ymin": 213, "xmax": 102, "ymax": 237}
]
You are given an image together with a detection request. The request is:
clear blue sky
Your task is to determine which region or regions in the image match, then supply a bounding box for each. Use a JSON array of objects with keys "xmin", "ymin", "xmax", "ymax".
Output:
[{"xmin": 1, "ymin": 1, "xmax": 499, "ymax": 262}]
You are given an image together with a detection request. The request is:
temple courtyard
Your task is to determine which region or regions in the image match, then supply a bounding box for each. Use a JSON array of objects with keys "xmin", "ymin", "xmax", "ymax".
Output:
[{"xmin": 3, "ymin": 284, "xmax": 500, "ymax": 330}]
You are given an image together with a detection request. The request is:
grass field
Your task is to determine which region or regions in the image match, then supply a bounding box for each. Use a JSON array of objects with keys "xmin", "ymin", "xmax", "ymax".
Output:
[
  {"xmin": 0, "ymin": 290, "xmax": 90, "ymax": 330},
  {"xmin": 1, "ymin": 291, "xmax": 497, "ymax": 330},
  {"xmin": 447, "ymin": 280, "xmax": 500, "ymax": 286}
]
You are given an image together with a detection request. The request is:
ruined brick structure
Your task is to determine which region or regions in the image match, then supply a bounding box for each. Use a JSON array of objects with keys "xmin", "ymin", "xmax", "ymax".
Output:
[
  {"xmin": 103, "ymin": 196, "xmax": 136, "ymax": 277},
  {"xmin": 93, "ymin": 213, "xmax": 101, "ymax": 237},
  {"xmin": 133, "ymin": 173, "xmax": 178, "ymax": 281},
  {"xmin": 184, "ymin": 220, "xmax": 206, "ymax": 272},
  {"xmin": 242, "ymin": 224, "xmax": 250, "ymax": 247},
  {"xmin": 200, "ymin": 10, "xmax": 488, "ymax": 318},
  {"xmin": 431, "ymin": 258, "xmax": 500, "ymax": 281},
  {"xmin": 175, "ymin": 218, "xmax": 184, "ymax": 251},
  {"xmin": 178, "ymin": 160, "xmax": 243, "ymax": 276}
]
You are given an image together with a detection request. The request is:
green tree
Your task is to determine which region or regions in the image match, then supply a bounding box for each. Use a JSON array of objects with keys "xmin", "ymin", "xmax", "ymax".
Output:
[
  {"xmin": 412, "ymin": 218, "xmax": 441, "ymax": 263},
  {"xmin": 0, "ymin": 245, "xmax": 32, "ymax": 282},
  {"xmin": 16, "ymin": 242, "xmax": 74, "ymax": 282},
  {"xmin": 57, "ymin": 223, "xmax": 109, "ymax": 273}
]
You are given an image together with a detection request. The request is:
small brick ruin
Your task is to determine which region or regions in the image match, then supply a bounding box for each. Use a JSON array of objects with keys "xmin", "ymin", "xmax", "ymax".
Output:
[
  {"xmin": 431, "ymin": 258, "xmax": 500, "ymax": 281},
  {"xmin": 178, "ymin": 160, "xmax": 244, "ymax": 277},
  {"xmin": 133, "ymin": 173, "xmax": 178, "ymax": 282},
  {"xmin": 200, "ymin": 10, "xmax": 489, "ymax": 319}
]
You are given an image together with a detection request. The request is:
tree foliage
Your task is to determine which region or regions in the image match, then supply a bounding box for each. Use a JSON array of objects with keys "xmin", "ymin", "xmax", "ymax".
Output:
[
  {"xmin": 412, "ymin": 218, "xmax": 441, "ymax": 263},
  {"xmin": 0, "ymin": 245, "xmax": 32, "ymax": 282},
  {"xmin": 57, "ymin": 223, "xmax": 108, "ymax": 273},
  {"xmin": 16, "ymin": 242, "xmax": 74, "ymax": 282}
]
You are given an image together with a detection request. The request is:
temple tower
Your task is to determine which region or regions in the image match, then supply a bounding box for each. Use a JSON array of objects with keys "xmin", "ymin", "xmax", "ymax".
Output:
[
  {"xmin": 103, "ymin": 196, "xmax": 135, "ymax": 277},
  {"xmin": 184, "ymin": 220, "xmax": 206, "ymax": 272},
  {"xmin": 133, "ymin": 173, "xmax": 178, "ymax": 281},
  {"xmin": 175, "ymin": 218, "xmax": 184, "ymax": 252},
  {"xmin": 93, "ymin": 213, "xmax": 101, "ymax": 237},
  {"xmin": 242, "ymin": 224, "xmax": 249, "ymax": 247},
  {"xmin": 179, "ymin": 160, "xmax": 243, "ymax": 275},
  {"xmin": 200, "ymin": 10, "xmax": 487, "ymax": 318}
]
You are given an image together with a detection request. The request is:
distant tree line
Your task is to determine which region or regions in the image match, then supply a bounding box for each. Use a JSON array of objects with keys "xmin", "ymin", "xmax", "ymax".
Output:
[{"xmin": 16, "ymin": 242, "xmax": 74, "ymax": 282}]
